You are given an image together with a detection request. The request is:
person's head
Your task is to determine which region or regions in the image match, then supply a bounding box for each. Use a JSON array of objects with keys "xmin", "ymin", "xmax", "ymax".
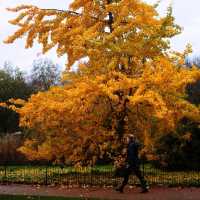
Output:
[{"xmin": 124, "ymin": 134, "xmax": 136, "ymax": 144}]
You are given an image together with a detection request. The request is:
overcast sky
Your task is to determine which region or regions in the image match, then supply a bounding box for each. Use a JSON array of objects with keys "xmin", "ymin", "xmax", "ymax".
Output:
[{"xmin": 0, "ymin": 0, "xmax": 200, "ymax": 72}]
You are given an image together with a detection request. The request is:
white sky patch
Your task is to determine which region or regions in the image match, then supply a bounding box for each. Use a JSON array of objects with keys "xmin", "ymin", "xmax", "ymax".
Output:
[{"xmin": 70, "ymin": 56, "xmax": 89, "ymax": 72}]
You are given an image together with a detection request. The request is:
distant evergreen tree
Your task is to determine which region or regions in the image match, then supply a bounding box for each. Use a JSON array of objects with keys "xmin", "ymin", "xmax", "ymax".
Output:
[{"xmin": 0, "ymin": 61, "xmax": 33, "ymax": 134}]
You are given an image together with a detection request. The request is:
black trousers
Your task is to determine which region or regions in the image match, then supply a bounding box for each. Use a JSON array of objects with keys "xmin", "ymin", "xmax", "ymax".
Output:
[{"xmin": 120, "ymin": 165, "xmax": 148, "ymax": 190}]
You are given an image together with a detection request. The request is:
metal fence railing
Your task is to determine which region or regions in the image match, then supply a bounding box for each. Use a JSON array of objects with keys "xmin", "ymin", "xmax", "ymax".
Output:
[{"xmin": 0, "ymin": 165, "xmax": 200, "ymax": 186}]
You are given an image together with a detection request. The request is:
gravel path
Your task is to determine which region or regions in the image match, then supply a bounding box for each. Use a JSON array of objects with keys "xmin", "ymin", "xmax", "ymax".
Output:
[{"xmin": 0, "ymin": 184, "xmax": 200, "ymax": 200}]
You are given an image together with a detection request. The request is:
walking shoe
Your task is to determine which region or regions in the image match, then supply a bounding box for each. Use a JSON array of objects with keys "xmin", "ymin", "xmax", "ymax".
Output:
[
  {"xmin": 140, "ymin": 187, "xmax": 149, "ymax": 193},
  {"xmin": 115, "ymin": 187, "xmax": 124, "ymax": 193}
]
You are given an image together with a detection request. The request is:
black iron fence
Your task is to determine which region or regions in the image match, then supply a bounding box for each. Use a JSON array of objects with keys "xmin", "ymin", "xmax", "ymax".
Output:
[{"xmin": 0, "ymin": 165, "xmax": 200, "ymax": 187}]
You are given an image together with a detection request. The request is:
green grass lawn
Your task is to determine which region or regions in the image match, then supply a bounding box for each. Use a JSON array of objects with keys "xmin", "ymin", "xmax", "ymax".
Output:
[{"xmin": 0, "ymin": 164, "xmax": 200, "ymax": 186}]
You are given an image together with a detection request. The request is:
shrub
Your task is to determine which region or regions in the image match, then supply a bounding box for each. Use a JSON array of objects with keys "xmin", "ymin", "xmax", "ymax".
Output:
[
  {"xmin": 0, "ymin": 133, "xmax": 27, "ymax": 165},
  {"xmin": 153, "ymin": 118, "xmax": 200, "ymax": 170}
]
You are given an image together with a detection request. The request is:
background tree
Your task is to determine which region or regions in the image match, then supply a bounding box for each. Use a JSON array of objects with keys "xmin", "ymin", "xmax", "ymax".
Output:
[
  {"xmin": 0, "ymin": 62, "xmax": 33, "ymax": 133},
  {"xmin": 3, "ymin": 0, "xmax": 200, "ymax": 167},
  {"xmin": 185, "ymin": 56, "xmax": 200, "ymax": 105},
  {"xmin": 30, "ymin": 58, "xmax": 61, "ymax": 91},
  {"xmin": 189, "ymin": 56, "xmax": 200, "ymax": 67}
]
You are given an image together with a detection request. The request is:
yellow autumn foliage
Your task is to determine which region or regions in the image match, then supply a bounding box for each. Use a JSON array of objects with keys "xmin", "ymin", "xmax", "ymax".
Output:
[{"xmin": 2, "ymin": 0, "xmax": 200, "ymax": 166}]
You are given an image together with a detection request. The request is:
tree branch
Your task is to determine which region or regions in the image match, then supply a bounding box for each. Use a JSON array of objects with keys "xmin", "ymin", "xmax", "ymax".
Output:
[
  {"xmin": 40, "ymin": 8, "xmax": 108, "ymax": 23},
  {"xmin": 107, "ymin": 0, "xmax": 114, "ymax": 33},
  {"xmin": 41, "ymin": 8, "xmax": 81, "ymax": 16}
]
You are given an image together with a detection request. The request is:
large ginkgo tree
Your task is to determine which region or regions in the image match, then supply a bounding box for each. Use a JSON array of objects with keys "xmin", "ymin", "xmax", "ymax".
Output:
[{"xmin": 2, "ymin": 0, "xmax": 200, "ymax": 166}]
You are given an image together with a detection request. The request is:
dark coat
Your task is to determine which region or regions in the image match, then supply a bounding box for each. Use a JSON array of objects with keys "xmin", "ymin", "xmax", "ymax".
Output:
[
  {"xmin": 114, "ymin": 140, "xmax": 141, "ymax": 177},
  {"xmin": 126, "ymin": 140, "xmax": 140, "ymax": 167}
]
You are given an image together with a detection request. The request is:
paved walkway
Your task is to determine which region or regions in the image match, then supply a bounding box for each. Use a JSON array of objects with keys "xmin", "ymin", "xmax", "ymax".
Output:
[{"xmin": 0, "ymin": 184, "xmax": 200, "ymax": 200}]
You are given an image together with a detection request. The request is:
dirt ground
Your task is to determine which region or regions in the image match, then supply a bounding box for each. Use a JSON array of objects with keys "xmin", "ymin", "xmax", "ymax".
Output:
[{"xmin": 0, "ymin": 184, "xmax": 200, "ymax": 200}]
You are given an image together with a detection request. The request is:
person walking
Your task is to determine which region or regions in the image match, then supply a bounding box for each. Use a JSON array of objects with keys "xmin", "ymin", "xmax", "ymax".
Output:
[{"xmin": 115, "ymin": 134, "xmax": 149, "ymax": 193}]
